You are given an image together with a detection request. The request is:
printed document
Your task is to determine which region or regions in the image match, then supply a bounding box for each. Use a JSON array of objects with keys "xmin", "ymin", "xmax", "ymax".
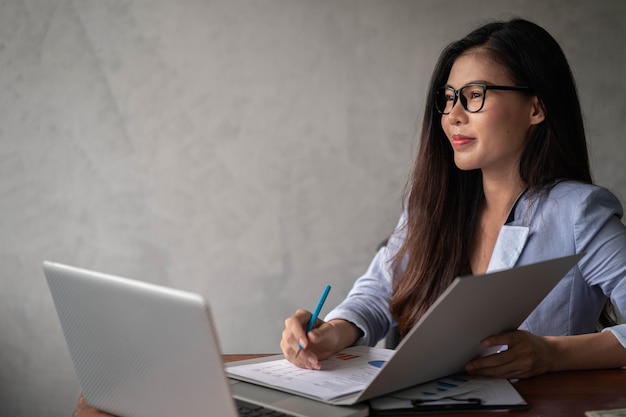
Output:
[
  {"xmin": 369, "ymin": 373, "xmax": 527, "ymax": 411},
  {"xmin": 227, "ymin": 346, "xmax": 394, "ymax": 401}
]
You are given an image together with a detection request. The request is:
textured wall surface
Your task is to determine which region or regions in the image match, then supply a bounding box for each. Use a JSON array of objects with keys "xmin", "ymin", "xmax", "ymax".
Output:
[{"xmin": 1, "ymin": 1, "xmax": 624, "ymax": 416}]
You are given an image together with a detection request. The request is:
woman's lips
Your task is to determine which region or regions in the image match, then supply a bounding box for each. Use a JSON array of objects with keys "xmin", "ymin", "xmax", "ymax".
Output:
[{"xmin": 451, "ymin": 134, "xmax": 475, "ymax": 146}]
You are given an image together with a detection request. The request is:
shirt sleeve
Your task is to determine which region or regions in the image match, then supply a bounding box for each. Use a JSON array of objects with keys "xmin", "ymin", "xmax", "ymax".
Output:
[
  {"xmin": 323, "ymin": 212, "xmax": 407, "ymax": 346},
  {"xmin": 602, "ymin": 324, "xmax": 626, "ymax": 347},
  {"xmin": 578, "ymin": 187, "xmax": 626, "ymax": 365},
  {"xmin": 577, "ymin": 188, "xmax": 626, "ymax": 326},
  {"xmin": 602, "ymin": 324, "xmax": 626, "ymax": 369},
  {"xmin": 577, "ymin": 188, "xmax": 626, "ymax": 285}
]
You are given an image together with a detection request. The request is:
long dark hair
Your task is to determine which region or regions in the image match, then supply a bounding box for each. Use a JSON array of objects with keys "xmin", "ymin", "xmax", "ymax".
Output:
[{"xmin": 390, "ymin": 19, "xmax": 593, "ymax": 336}]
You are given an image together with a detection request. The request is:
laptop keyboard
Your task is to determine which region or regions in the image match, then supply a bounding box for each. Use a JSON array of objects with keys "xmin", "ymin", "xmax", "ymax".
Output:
[{"xmin": 236, "ymin": 399, "xmax": 291, "ymax": 416}]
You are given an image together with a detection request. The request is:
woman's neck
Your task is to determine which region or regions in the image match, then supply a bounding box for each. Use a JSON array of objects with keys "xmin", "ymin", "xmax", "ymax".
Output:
[
  {"xmin": 471, "ymin": 175, "xmax": 526, "ymax": 275},
  {"xmin": 481, "ymin": 175, "xmax": 526, "ymax": 221}
]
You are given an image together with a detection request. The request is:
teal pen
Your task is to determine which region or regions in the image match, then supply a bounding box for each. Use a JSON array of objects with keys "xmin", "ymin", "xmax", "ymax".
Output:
[{"xmin": 297, "ymin": 284, "xmax": 331, "ymax": 351}]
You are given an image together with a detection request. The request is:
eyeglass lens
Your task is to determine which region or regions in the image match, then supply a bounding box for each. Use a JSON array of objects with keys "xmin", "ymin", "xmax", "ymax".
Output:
[{"xmin": 436, "ymin": 85, "xmax": 486, "ymax": 114}]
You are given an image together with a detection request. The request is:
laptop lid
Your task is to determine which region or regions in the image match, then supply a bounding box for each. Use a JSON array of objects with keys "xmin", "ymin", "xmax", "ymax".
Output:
[{"xmin": 44, "ymin": 261, "xmax": 368, "ymax": 417}]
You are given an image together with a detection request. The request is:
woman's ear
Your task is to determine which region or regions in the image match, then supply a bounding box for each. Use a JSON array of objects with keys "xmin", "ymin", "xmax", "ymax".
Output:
[{"xmin": 529, "ymin": 96, "xmax": 546, "ymax": 125}]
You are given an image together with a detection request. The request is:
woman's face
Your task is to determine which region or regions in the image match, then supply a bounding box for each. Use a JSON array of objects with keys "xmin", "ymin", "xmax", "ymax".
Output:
[{"xmin": 440, "ymin": 51, "xmax": 544, "ymax": 179}]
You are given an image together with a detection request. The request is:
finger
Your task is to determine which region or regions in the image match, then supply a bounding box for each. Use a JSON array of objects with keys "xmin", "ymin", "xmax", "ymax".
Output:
[
  {"xmin": 281, "ymin": 335, "xmax": 320, "ymax": 369},
  {"xmin": 468, "ymin": 333, "xmax": 516, "ymax": 371},
  {"xmin": 281, "ymin": 310, "xmax": 327, "ymax": 369},
  {"xmin": 466, "ymin": 352, "xmax": 512, "ymax": 376},
  {"xmin": 285, "ymin": 309, "xmax": 313, "ymax": 349},
  {"xmin": 472, "ymin": 360, "xmax": 533, "ymax": 379},
  {"xmin": 306, "ymin": 322, "xmax": 328, "ymax": 344},
  {"xmin": 295, "ymin": 348, "xmax": 322, "ymax": 370},
  {"xmin": 466, "ymin": 347, "xmax": 536, "ymax": 379},
  {"xmin": 467, "ymin": 348, "xmax": 507, "ymax": 371},
  {"xmin": 280, "ymin": 328, "xmax": 299, "ymax": 357},
  {"xmin": 483, "ymin": 329, "xmax": 529, "ymax": 347}
]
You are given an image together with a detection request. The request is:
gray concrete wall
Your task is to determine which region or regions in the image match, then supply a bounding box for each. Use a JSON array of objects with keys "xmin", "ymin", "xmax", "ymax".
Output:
[{"xmin": 1, "ymin": 1, "xmax": 624, "ymax": 415}]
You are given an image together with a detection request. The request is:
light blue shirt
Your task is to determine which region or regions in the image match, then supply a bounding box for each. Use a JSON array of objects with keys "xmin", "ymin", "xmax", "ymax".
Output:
[{"xmin": 325, "ymin": 181, "xmax": 626, "ymax": 353}]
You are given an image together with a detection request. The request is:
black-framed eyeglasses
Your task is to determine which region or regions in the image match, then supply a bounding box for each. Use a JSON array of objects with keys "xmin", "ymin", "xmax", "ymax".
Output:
[{"xmin": 435, "ymin": 83, "xmax": 531, "ymax": 115}]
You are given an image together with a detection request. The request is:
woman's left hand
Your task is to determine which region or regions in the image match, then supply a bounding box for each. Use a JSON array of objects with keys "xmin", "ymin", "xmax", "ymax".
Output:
[{"xmin": 464, "ymin": 330, "xmax": 555, "ymax": 379}]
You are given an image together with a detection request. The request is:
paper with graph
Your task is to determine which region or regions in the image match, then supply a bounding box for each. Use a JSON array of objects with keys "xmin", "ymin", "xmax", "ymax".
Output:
[{"xmin": 227, "ymin": 345, "xmax": 394, "ymax": 401}]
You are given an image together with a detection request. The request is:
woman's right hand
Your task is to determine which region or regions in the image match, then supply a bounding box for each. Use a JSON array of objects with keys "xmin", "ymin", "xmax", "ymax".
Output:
[{"xmin": 280, "ymin": 310, "xmax": 360, "ymax": 369}]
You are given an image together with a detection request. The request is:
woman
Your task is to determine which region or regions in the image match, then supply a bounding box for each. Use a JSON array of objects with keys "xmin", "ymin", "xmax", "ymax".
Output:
[{"xmin": 280, "ymin": 18, "xmax": 626, "ymax": 379}]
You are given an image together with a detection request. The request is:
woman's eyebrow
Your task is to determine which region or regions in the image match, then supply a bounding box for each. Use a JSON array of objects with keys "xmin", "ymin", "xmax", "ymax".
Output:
[{"xmin": 444, "ymin": 80, "xmax": 492, "ymax": 88}]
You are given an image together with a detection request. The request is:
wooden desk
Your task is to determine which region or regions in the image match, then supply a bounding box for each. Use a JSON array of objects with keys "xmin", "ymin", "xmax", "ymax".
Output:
[{"xmin": 73, "ymin": 355, "xmax": 626, "ymax": 417}]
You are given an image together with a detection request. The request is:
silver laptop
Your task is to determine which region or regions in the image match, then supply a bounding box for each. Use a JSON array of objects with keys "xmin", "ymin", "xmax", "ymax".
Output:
[{"xmin": 44, "ymin": 261, "xmax": 369, "ymax": 417}]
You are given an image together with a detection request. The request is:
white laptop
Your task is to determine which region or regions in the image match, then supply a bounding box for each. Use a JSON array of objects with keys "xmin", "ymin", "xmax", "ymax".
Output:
[
  {"xmin": 44, "ymin": 261, "xmax": 369, "ymax": 417},
  {"xmin": 226, "ymin": 254, "xmax": 583, "ymax": 405}
]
